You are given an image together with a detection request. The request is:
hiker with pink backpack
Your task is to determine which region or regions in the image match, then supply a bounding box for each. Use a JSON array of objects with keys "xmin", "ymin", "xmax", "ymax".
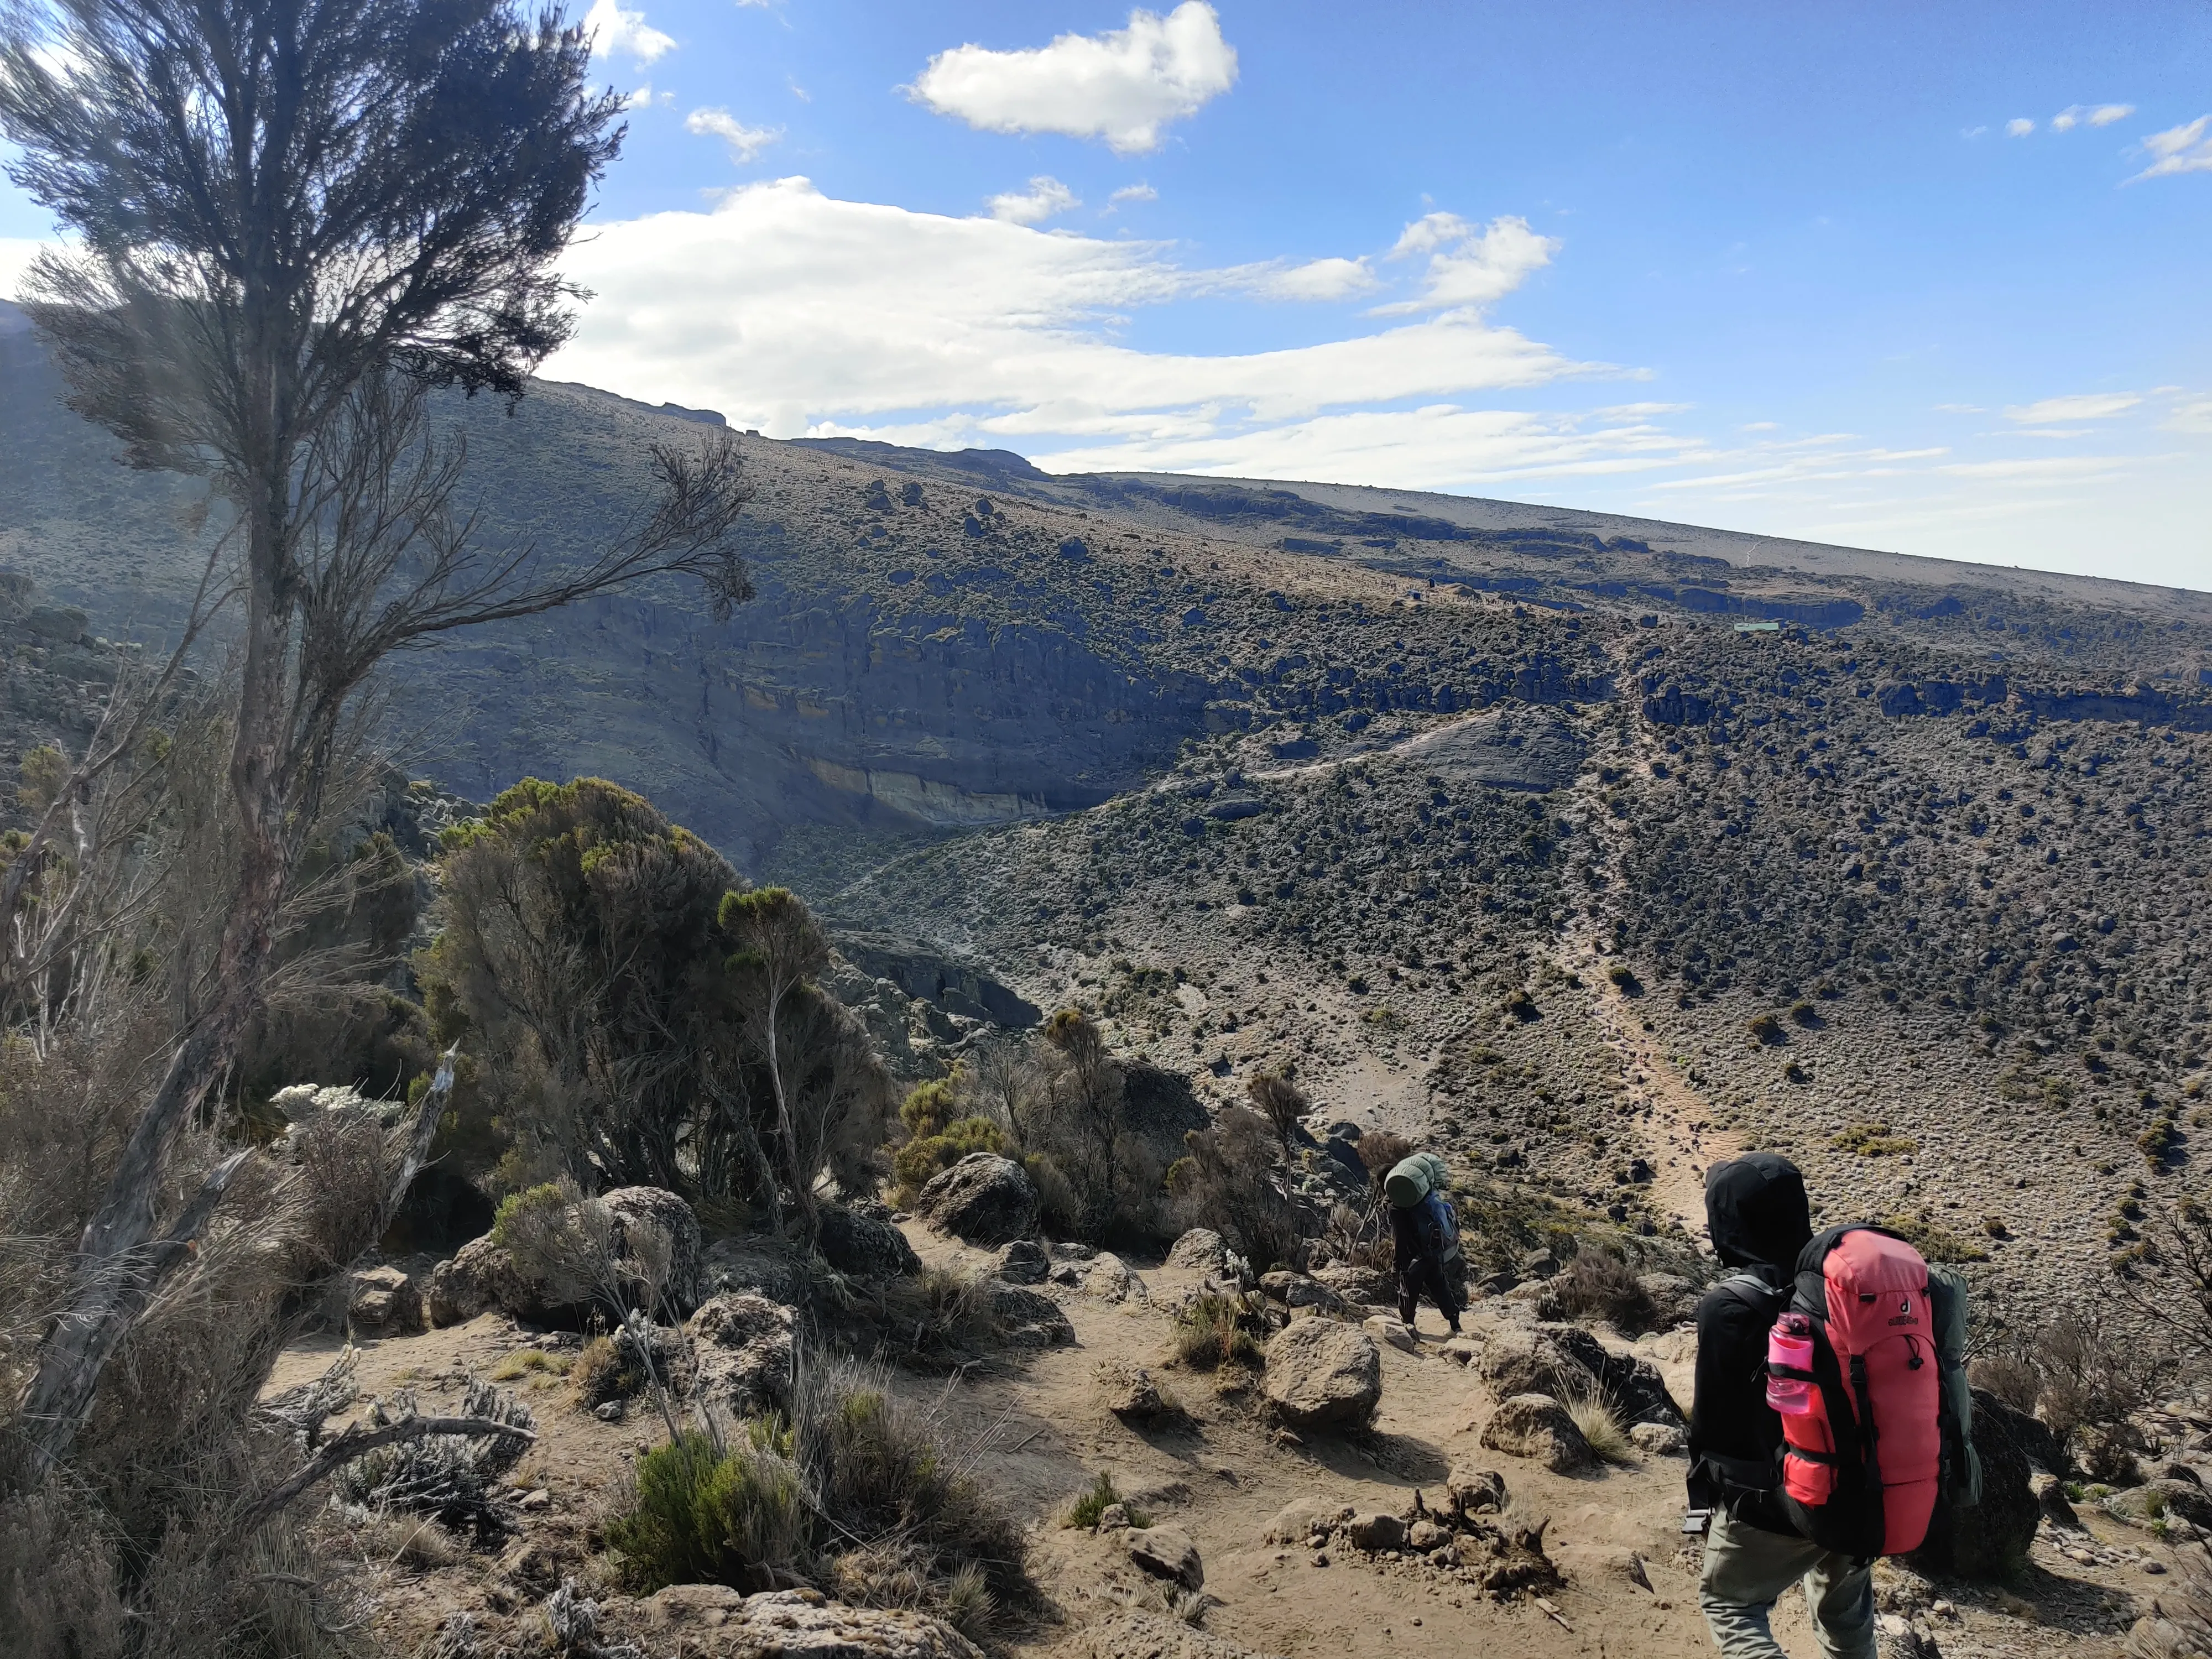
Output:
[{"xmin": 1687, "ymin": 1154, "xmax": 1983, "ymax": 1659}]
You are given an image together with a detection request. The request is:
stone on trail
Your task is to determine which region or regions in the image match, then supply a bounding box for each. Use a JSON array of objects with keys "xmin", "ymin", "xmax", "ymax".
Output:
[
  {"xmin": 686, "ymin": 1292, "xmax": 795, "ymax": 1413},
  {"xmin": 1630, "ymin": 1421, "xmax": 1687, "ymax": 1456},
  {"xmin": 1095, "ymin": 1360, "xmax": 1178, "ymax": 1422},
  {"xmin": 1262, "ymin": 1319, "xmax": 1382, "ymax": 1429},
  {"xmin": 988, "ymin": 1280, "xmax": 1075, "ymax": 1347},
  {"xmin": 1406, "ymin": 1518, "xmax": 1453, "ymax": 1553},
  {"xmin": 916, "ymin": 1153, "xmax": 1038, "ymax": 1245},
  {"xmin": 1261, "ymin": 1496, "xmax": 1350, "ymax": 1545},
  {"xmin": 1479, "ymin": 1394, "xmax": 1594, "ymax": 1473},
  {"xmin": 348, "ymin": 1265, "xmax": 421, "ymax": 1335},
  {"xmin": 1258, "ymin": 1270, "xmax": 1344, "ymax": 1313},
  {"xmin": 1343, "ymin": 1511, "xmax": 1406, "ymax": 1552},
  {"xmin": 1363, "ymin": 1313, "xmax": 1418, "ymax": 1354},
  {"xmin": 1444, "ymin": 1462, "xmax": 1509, "ymax": 1517},
  {"xmin": 1166, "ymin": 1228, "xmax": 1230, "ymax": 1272},
  {"xmin": 817, "ymin": 1206, "xmax": 922, "ymax": 1280},
  {"xmin": 1314, "ymin": 1264, "xmax": 1395, "ymax": 1306},
  {"xmin": 1127, "ymin": 1525, "xmax": 1205, "ymax": 1590},
  {"xmin": 990, "ymin": 1237, "xmax": 1051, "ymax": 1284}
]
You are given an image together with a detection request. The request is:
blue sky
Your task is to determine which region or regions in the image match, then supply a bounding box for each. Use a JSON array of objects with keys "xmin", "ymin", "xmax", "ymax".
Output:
[{"xmin": 5, "ymin": 1, "xmax": 2210, "ymax": 587}]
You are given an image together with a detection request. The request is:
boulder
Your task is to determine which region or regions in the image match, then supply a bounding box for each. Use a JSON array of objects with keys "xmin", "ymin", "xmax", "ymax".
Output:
[
  {"xmin": 1474, "ymin": 1323, "xmax": 1599, "ymax": 1400},
  {"xmin": 1479, "ymin": 1394, "xmax": 1593, "ymax": 1473},
  {"xmin": 990, "ymin": 1238, "xmax": 1051, "ymax": 1285},
  {"xmin": 645, "ymin": 1584, "xmax": 750, "ymax": 1632},
  {"xmin": 917, "ymin": 1154, "xmax": 1037, "ymax": 1245},
  {"xmin": 1363, "ymin": 1314, "xmax": 1418, "ymax": 1354},
  {"xmin": 2031, "ymin": 1471, "xmax": 2079, "ymax": 1532},
  {"xmin": 1258, "ymin": 1271, "xmax": 1344, "ymax": 1313},
  {"xmin": 601, "ymin": 1186, "xmax": 706, "ymax": 1316},
  {"xmin": 1445, "ymin": 1462, "xmax": 1509, "ymax": 1517},
  {"xmin": 1631, "ymin": 1421, "xmax": 1687, "ymax": 1457},
  {"xmin": 1263, "ymin": 1320, "xmax": 1382, "ymax": 1430},
  {"xmin": 2111, "ymin": 1480, "xmax": 2212, "ymax": 1532},
  {"xmin": 1261, "ymin": 1496, "xmax": 1351, "ymax": 1545},
  {"xmin": 1344, "ymin": 1512, "xmax": 1405, "ymax": 1553},
  {"xmin": 1636, "ymin": 1272, "xmax": 1700, "ymax": 1329},
  {"xmin": 1128, "ymin": 1526, "xmax": 1204, "ymax": 1591},
  {"xmin": 347, "ymin": 1265, "xmax": 421, "ymax": 1335},
  {"xmin": 686, "ymin": 1292, "xmax": 796, "ymax": 1413},
  {"xmin": 427, "ymin": 1234, "xmax": 542, "ymax": 1326},
  {"xmin": 1908, "ymin": 1389, "xmax": 2039, "ymax": 1580},
  {"xmin": 1167, "ymin": 1229, "xmax": 1230, "ymax": 1272},
  {"xmin": 818, "ymin": 1207, "xmax": 921, "ymax": 1280},
  {"xmin": 988, "ymin": 1280, "xmax": 1074, "ymax": 1347},
  {"xmin": 1097, "ymin": 1361, "xmax": 1178, "ymax": 1422},
  {"xmin": 1086, "ymin": 1251, "xmax": 1138, "ymax": 1303},
  {"xmin": 1406, "ymin": 1519, "xmax": 1453, "ymax": 1554},
  {"xmin": 1314, "ymin": 1265, "xmax": 1396, "ymax": 1306}
]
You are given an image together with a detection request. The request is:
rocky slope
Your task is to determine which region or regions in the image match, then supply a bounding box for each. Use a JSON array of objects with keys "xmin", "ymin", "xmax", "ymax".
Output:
[{"xmin": 9, "ymin": 301, "xmax": 2212, "ymax": 1302}]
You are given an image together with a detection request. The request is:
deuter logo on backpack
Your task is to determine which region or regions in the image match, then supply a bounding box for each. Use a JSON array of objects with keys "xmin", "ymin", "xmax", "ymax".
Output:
[{"xmin": 1775, "ymin": 1225, "xmax": 1947, "ymax": 1558}]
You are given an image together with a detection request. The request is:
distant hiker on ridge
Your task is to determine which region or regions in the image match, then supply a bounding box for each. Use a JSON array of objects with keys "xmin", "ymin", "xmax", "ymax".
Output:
[
  {"xmin": 1688, "ymin": 1153, "xmax": 1978, "ymax": 1659},
  {"xmin": 1384, "ymin": 1151, "xmax": 1465, "ymax": 1336}
]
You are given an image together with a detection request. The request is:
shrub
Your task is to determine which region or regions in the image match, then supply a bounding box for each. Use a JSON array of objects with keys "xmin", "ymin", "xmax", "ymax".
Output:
[
  {"xmin": 573, "ymin": 1335, "xmax": 637, "ymax": 1406},
  {"xmin": 1167, "ymin": 1108, "xmax": 1303, "ymax": 1272},
  {"xmin": 1605, "ymin": 963, "xmax": 1641, "ymax": 994},
  {"xmin": 1747, "ymin": 1013, "xmax": 1786, "ymax": 1046},
  {"xmin": 606, "ymin": 1426, "xmax": 809, "ymax": 1593},
  {"xmin": 1064, "ymin": 1472, "xmax": 1150, "ymax": 1530},
  {"xmin": 1171, "ymin": 1292, "xmax": 1263, "ymax": 1370},
  {"xmin": 1245, "ymin": 1068, "xmax": 1310, "ymax": 1152},
  {"xmin": 891, "ymin": 1115, "xmax": 1004, "ymax": 1201},
  {"xmin": 1354, "ymin": 1130, "xmax": 1415, "ymax": 1188},
  {"xmin": 1881, "ymin": 1213, "xmax": 1988, "ymax": 1264},
  {"xmin": 1831, "ymin": 1121, "xmax": 1918, "ymax": 1157},
  {"xmin": 1562, "ymin": 1382, "xmax": 1634, "ymax": 1467},
  {"xmin": 1559, "ymin": 1246, "xmax": 1654, "ymax": 1332},
  {"xmin": 1788, "ymin": 1000, "xmax": 1819, "ymax": 1026}
]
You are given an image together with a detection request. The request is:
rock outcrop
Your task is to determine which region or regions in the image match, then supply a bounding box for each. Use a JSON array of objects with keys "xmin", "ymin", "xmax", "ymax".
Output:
[
  {"xmin": 917, "ymin": 1154, "xmax": 1037, "ymax": 1245},
  {"xmin": 1263, "ymin": 1319, "xmax": 1381, "ymax": 1428},
  {"xmin": 817, "ymin": 1206, "xmax": 921, "ymax": 1280},
  {"xmin": 1479, "ymin": 1394, "xmax": 1593, "ymax": 1473},
  {"xmin": 686, "ymin": 1293, "xmax": 796, "ymax": 1413},
  {"xmin": 1907, "ymin": 1389, "xmax": 2039, "ymax": 1580}
]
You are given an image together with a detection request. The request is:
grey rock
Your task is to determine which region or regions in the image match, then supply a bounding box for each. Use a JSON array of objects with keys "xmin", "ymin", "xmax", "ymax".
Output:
[
  {"xmin": 1167, "ymin": 1229, "xmax": 1230, "ymax": 1272},
  {"xmin": 1260, "ymin": 1496, "xmax": 1351, "ymax": 1545},
  {"xmin": 1479, "ymin": 1394, "xmax": 1593, "ymax": 1473},
  {"xmin": 686, "ymin": 1292, "xmax": 796, "ymax": 1413},
  {"xmin": 1097, "ymin": 1360, "xmax": 1178, "ymax": 1422},
  {"xmin": 1128, "ymin": 1525, "xmax": 1204, "ymax": 1590},
  {"xmin": 1314, "ymin": 1264, "xmax": 1396, "ymax": 1306},
  {"xmin": 1909, "ymin": 1389, "xmax": 2040, "ymax": 1581},
  {"xmin": 600, "ymin": 1186, "xmax": 706, "ymax": 1316},
  {"xmin": 1363, "ymin": 1314, "xmax": 1418, "ymax": 1354},
  {"xmin": 1343, "ymin": 1512, "xmax": 1405, "ymax": 1552},
  {"xmin": 2030, "ymin": 1471, "xmax": 2079, "ymax": 1531},
  {"xmin": 818, "ymin": 1207, "xmax": 922, "ymax": 1279},
  {"xmin": 991, "ymin": 1238, "xmax": 1051, "ymax": 1284},
  {"xmin": 1446, "ymin": 1462, "xmax": 1509, "ymax": 1517},
  {"xmin": 917, "ymin": 1153, "xmax": 1037, "ymax": 1245},
  {"xmin": 348, "ymin": 1265, "xmax": 422, "ymax": 1335},
  {"xmin": 988, "ymin": 1280, "xmax": 1074, "ymax": 1346},
  {"xmin": 1263, "ymin": 1319, "xmax": 1381, "ymax": 1429},
  {"xmin": 1406, "ymin": 1519, "xmax": 1452, "ymax": 1553},
  {"xmin": 1259, "ymin": 1271, "xmax": 1344, "ymax": 1313},
  {"xmin": 1630, "ymin": 1421, "xmax": 1687, "ymax": 1457}
]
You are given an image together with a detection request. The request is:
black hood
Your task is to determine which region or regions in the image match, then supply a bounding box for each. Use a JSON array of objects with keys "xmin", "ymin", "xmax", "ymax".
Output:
[{"xmin": 1704, "ymin": 1153, "xmax": 1813, "ymax": 1272}]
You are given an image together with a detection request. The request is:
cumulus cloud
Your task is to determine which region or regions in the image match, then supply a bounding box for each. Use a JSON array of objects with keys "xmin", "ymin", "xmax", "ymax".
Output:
[
  {"xmin": 2165, "ymin": 398, "xmax": 2212, "ymax": 435},
  {"xmin": 1373, "ymin": 214, "xmax": 1557, "ymax": 315},
  {"xmin": 987, "ymin": 176, "xmax": 1079, "ymax": 225},
  {"xmin": 907, "ymin": 2, "xmax": 1236, "ymax": 154},
  {"xmin": 2004, "ymin": 392, "xmax": 2141, "ymax": 423},
  {"xmin": 2133, "ymin": 115, "xmax": 2212, "ymax": 181},
  {"xmin": 1245, "ymin": 256, "xmax": 1378, "ymax": 302},
  {"xmin": 684, "ymin": 108, "xmax": 782, "ymax": 163},
  {"xmin": 583, "ymin": 0, "xmax": 674, "ymax": 65},
  {"xmin": 1109, "ymin": 182, "xmax": 1159, "ymax": 206},
  {"xmin": 548, "ymin": 177, "xmax": 1602, "ymax": 455},
  {"xmin": 2052, "ymin": 103, "xmax": 2133, "ymax": 132},
  {"xmin": 2006, "ymin": 117, "xmax": 2034, "ymax": 137}
]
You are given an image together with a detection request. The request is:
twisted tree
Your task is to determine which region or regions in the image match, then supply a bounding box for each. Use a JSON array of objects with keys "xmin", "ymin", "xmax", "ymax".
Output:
[{"xmin": 0, "ymin": 0, "xmax": 752, "ymax": 1477}]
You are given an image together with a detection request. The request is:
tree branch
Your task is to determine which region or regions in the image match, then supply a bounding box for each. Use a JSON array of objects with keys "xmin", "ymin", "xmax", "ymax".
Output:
[{"xmin": 239, "ymin": 1414, "xmax": 537, "ymax": 1534}]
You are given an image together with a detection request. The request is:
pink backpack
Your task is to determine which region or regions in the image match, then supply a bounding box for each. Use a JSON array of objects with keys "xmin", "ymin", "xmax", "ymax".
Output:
[{"xmin": 1772, "ymin": 1226, "xmax": 1945, "ymax": 1557}]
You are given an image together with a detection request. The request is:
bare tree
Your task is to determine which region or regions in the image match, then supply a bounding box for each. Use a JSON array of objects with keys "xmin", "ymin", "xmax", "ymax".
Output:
[
  {"xmin": 0, "ymin": 0, "xmax": 754, "ymax": 1476},
  {"xmin": 722, "ymin": 889, "xmax": 833, "ymax": 1237},
  {"xmin": 1244, "ymin": 1067, "xmax": 1310, "ymax": 1157}
]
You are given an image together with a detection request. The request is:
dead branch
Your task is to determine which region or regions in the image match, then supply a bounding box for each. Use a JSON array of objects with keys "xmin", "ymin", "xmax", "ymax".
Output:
[{"xmin": 239, "ymin": 1413, "xmax": 538, "ymax": 1534}]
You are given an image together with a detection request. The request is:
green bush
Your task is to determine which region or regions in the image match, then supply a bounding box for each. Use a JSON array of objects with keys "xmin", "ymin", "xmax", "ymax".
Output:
[
  {"xmin": 1064, "ymin": 1472, "xmax": 1150, "ymax": 1530},
  {"xmin": 1171, "ymin": 1292, "xmax": 1263, "ymax": 1370},
  {"xmin": 605, "ymin": 1427, "xmax": 809, "ymax": 1593},
  {"xmin": 490, "ymin": 1181, "xmax": 569, "ymax": 1253},
  {"xmin": 891, "ymin": 1115, "xmax": 1004, "ymax": 1197}
]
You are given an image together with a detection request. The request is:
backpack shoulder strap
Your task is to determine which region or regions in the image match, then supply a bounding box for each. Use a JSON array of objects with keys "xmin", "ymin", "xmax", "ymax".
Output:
[{"xmin": 1714, "ymin": 1271, "xmax": 1784, "ymax": 1316}]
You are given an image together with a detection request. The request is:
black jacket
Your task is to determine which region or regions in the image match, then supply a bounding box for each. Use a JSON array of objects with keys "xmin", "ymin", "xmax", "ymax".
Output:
[{"xmin": 1687, "ymin": 1154, "xmax": 1813, "ymax": 1536}]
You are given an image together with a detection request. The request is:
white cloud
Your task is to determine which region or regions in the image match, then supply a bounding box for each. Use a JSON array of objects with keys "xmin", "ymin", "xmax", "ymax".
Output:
[
  {"xmin": 2165, "ymin": 398, "xmax": 2212, "ymax": 435},
  {"xmin": 1109, "ymin": 182, "xmax": 1159, "ymax": 205},
  {"xmin": 549, "ymin": 177, "xmax": 1601, "ymax": 453},
  {"xmin": 2052, "ymin": 102, "xmax": 2133, "ymax": 132},
  {"xmin": 1245, "ymin": 256, "xmax": 1378, "ymax": 301},
  {"xmin": 987, "ymin": 176, "xmax": 1079, "ymax": 225},
  {"xmin": 583, "ymin": 0, "xmax": 674, "ymax": 65},
  {"xmin": 1933, "ymin": 403, "xmax": 1985, "ymax": 413},
  {"xmin": 1961, "ymin": 125, "xmax": 1988, "ymax": 140},
  {"xmin": 2132, "ymin": 115, "xmax": 2212, "ymax": 181},
  {"xmin": 622, "ymin": 83, "xmax": 655, "ymax": 109},
  {"xmin": 907, "ymin": 2, "xmax": 1236, "ymax": 154},
  {"xmin": 684, "ymin": 108, "xmax": 782, "ymax": 163},
  {"xmin": 2003, "ymin": 392, "xmax": 2141, "ymax": 424},
  {"xmin": 1371, "ymin": 214, "xmax": 1557, "ymax": 315},
  {"xmin": 2006, "ymin": 117, "xmax": 2035, "ymax": 137}
]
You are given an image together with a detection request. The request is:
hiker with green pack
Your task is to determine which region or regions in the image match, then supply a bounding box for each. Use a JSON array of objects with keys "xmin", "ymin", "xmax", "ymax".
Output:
[{"xmin": 1384, "ymin": 1151, "xmax": 1465, "ymax": 1335}]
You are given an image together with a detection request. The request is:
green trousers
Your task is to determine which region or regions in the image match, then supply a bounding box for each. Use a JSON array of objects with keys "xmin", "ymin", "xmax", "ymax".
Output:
[{"xmin": 1697, "ymin": 1509, "xmax": 1875, "ymax": 1659}]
